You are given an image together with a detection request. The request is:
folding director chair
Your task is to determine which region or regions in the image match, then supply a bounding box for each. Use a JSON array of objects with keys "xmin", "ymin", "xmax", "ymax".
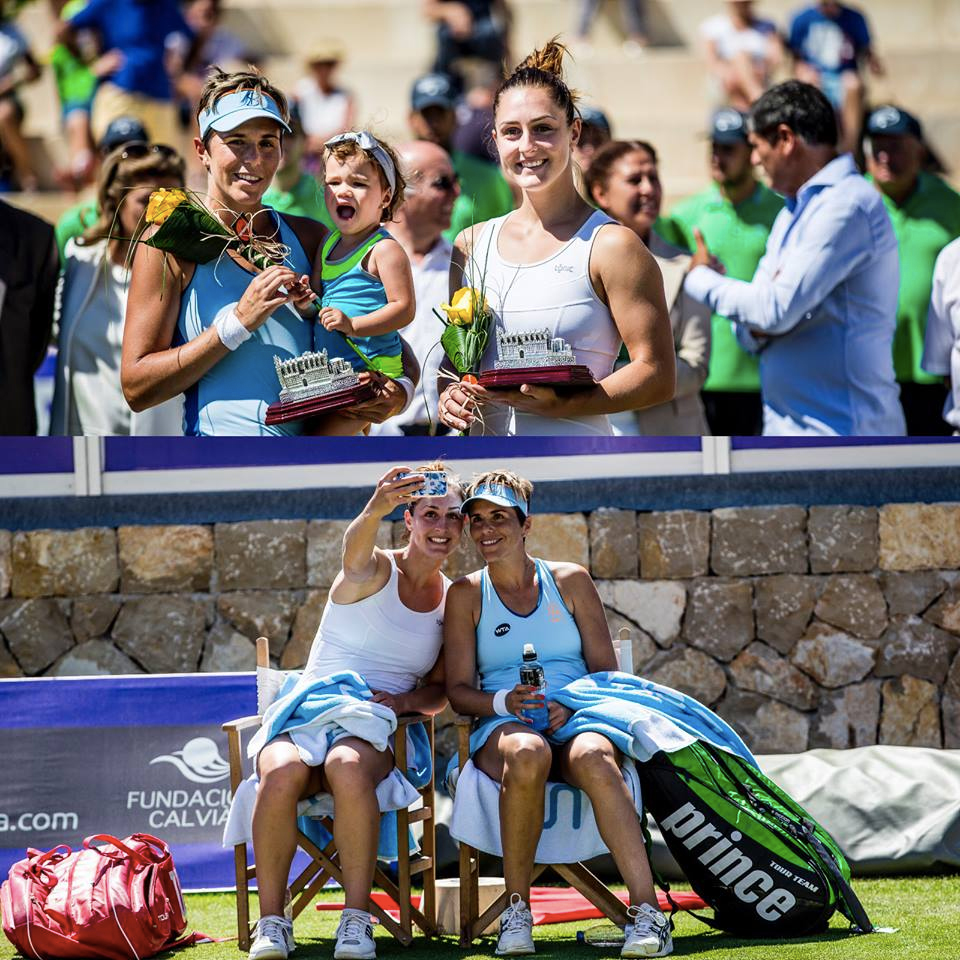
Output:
[
  {"xmin": 223, "ymin": 637, "xmax": 437, "ymax": 949},
  {"xmin": 454, "ymin": 628, "xmax": 637, "ymax": 945}
]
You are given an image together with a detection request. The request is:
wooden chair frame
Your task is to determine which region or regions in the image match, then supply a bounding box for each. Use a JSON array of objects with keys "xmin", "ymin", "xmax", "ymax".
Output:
[
  {"xmin": 454, "ymin": 628, "xmax": 636, "ymax": 945},
  {"xmin": 223, "ymin": 638, "xmax": 437, "ymax": 950}
]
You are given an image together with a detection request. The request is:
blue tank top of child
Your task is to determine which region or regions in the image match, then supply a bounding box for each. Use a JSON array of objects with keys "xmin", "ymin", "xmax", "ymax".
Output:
[
  {"xmin": 176, "ymin": 210, "xmax": 344, "ymax": 436},
  {"xmin": 320, "ymin": 227, "xmax": 403, "ymax": 373}
]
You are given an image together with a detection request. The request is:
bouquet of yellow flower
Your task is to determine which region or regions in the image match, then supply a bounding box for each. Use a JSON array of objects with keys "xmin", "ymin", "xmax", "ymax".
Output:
[
  {"xmin": 434, "ymin": 286, "xmax": 492, "ymax": 380},
  {"xmin": 143, "ymin": 188, "xmax": 291, "ymax": 273}
]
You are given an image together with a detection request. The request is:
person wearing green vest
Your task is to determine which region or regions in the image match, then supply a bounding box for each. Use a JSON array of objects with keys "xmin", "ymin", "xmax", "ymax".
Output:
[
  {"xmin": 864, "ymin": 104, "xmax": 960, "ymax": 435},
  {"xmin": 262, "ymin": 106, "xmax": 333, "ymax": 228},
  {"xmin": 408, "ymin": 72, "xmax": 513, "ymax": 243},
  {"xmin": 660, "ymin": 108, "xmax": 783, "ymax": 435}
]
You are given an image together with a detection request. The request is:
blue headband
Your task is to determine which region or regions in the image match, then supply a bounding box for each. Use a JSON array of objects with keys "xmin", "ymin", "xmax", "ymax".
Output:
[
  {"xmin": 461, "ymin": 482, "xmax": 529, "ymax": 518},
  {"xmin": 198, "ymin": 88, "xmax": 291, "ymax": 140}
]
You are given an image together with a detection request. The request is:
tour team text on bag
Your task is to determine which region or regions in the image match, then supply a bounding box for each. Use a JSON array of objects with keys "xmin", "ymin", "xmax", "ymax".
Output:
[
  {"xmin": 638, "ymin": 741, "xmax": 874, "ymax": 937},
  {"xmin": 1, "ymin": 833, "xmax": 190, "ymax": 960}
]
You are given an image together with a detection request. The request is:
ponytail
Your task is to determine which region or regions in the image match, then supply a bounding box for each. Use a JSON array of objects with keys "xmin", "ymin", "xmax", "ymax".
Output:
[{"xmin": 494, "ymin": 37, "xmax": 579, "ymax": 125}]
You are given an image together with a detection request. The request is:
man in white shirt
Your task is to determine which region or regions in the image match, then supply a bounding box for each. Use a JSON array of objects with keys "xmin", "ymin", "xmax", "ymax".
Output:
[
  {"xmin": 922, "ymin": 237, "xmax": 960, "ymax": 434},
  {"xmin": 370, "ymin": 140, "xmax": 459, "ymax": 435}
]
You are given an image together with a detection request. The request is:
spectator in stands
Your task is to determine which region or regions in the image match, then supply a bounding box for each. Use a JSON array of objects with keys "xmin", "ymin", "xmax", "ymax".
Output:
[
  {"xmin": 292, "ymin": 41, "xmax": 355, "ymax": 171},
  {"xmin": 52, "ymin": 142, "xmax": 186, "ymax": 435},
  {"xmin": 59, "ymin": 0, "xmax": 195, "ymax": 150},
  {"xmin": 55, "ymin": 114, "xmax": 149, "ymax": 258},
  {"xmin": 422, "ymin": 0, "xmax": 510, "ymax": 76},
  {"xmin": 864, "ymin": 105, "xmax": 960, "ymax": 436},
  {"xmin": 408, "ymin": 71, "xmax": 513, "ymax": 242},
  {"xmin": 922, "ymin": 237, "xmax": 960, "ymax": 434},
  {"xmin": 700, "ymin": 0, "xmax": 783, "ymax": 112},
  {"xmin": 262, "ymin": 106, "xmax": 332, "ymax": 227},
  {"xmin": 571, "ymin": 104, "xmax": 611, "ymax": 174},
  {"xmin": 685, "ymin": 80, "xmax": 905, "ymax": 436},
  {"xmin": 787, "ymin": 1, "xmax": 882, "ymax": 155},
  {"xmin": 574, "ymin": 0, "xmax": 649, "ymax": 56},
  {"xmin": 121, "ymin": 68, "xmax": 415, "ymax": 436},
  {"xmin": 371, "ymin": 140, "xmax": 459, "ymax": 436},
  {"xmin": 452, "ymin": 60, "xmax": 501, "ymax": 164},
  {"xmin": 49, "ymin": 0, "xmax": 98, "ymax": 191},
  {"xmin": 0, "ymin": 10, "xmax": 42, "ymax": 191},
  {"xmin": 660, "ymin": 108, "xmax": 783, "ymax": 436},
  {"xmin": 0, "ymin": 201, "xmax": 59, "ymax": 434},
  {"xmin": 587, "ymin": 139, "xmax": 710, "ymax": 436}
]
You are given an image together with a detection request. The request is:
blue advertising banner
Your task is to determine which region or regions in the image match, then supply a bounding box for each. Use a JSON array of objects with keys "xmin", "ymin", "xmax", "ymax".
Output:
[{"xmin": 0, "ymin": 673, "xmax": 258, "ymax": 890}]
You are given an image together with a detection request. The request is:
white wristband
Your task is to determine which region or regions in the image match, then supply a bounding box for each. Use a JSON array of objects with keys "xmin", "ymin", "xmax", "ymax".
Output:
[
  {"xmin": 395, "ymin": 376, "xmax": 415, "ymax": 415},
  {"xmin": 214, "ymin": 307, "xmax": 253, "ymax": 351},
  {"xmin": 492, "ymin": 688, "xmax": 512, "ymax": 717}
]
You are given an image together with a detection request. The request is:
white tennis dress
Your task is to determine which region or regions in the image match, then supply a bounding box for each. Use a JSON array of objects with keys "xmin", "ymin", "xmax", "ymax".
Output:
[{"xmin": 465, "ymin": 209, "xmax": 621, "ymax": 436}]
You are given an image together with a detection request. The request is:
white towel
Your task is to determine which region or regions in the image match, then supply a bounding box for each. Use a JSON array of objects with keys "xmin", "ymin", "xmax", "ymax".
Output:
[
  {"xmin": 448, "ymin": 759, "xmax": 643, "ymax": 863},
  {"xmin": 222, "ymin": 769, "xmax": 419, "ymax": 849}
]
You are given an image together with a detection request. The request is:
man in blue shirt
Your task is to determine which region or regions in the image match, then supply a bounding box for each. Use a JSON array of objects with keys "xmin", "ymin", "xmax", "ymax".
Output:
[
  {"xmin": 788, "ymin": 2, "xmax": 882, "ymax": 155},
  {"xmin": 60, "ymin": 0, "xmax": 194, "ymax": 149},
  {"xmin": 685, "ymin": 80, "xmax": 905, "ymax": 436}
]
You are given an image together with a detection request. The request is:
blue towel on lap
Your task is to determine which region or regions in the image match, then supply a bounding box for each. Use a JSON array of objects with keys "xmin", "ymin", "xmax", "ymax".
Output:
[{"xmin": 550, "ymin": 671, "xmax": 756, "ymax": 765}]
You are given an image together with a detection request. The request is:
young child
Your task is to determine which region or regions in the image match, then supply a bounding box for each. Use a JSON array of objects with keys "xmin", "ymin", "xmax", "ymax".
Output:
[{"xmin": 307, "ymin": 130, "xmax": 414, "ymax": 379}]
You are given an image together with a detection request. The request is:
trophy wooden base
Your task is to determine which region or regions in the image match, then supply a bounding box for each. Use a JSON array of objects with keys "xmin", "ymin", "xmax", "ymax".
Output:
[
  {"xmin": 478, "ymin": 364, "xmax": 597, "ymax": 392},
  {"xmin": 264, "ymin": 381, "xmax": 376, "ymax": 425}
]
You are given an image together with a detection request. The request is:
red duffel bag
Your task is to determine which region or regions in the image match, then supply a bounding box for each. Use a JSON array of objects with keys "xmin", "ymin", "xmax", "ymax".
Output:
[{"xmin": 1, "ymin": 833, "xmax": 191, "ymax": 960}]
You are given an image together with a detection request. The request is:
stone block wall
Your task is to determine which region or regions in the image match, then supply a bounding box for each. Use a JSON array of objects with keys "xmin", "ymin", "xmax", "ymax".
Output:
[{"xmin": 2, "ymin": 503, "xmax": 959, "ymax": 755}]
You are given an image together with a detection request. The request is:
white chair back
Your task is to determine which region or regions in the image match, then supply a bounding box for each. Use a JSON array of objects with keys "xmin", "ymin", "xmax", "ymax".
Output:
[
  {"xmin": 613, "ymin": 626, "xmax": 634, "ymax": 674},
  {"xmin": 254, "ymin": 636, "xmax": 287, "ymax": 715}
]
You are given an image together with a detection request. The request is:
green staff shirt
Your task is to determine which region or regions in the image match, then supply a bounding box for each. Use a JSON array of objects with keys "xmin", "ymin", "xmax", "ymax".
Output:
[
  {"xmin": 869, "ymin": 172, "xmax": 960, "ymax": 384},
  {"xmin": 446, "ymin": 149, "xmax": 514, "ymax": 244},
  {"xmin": 661, "ymin": 181, "xmax": 784, "ymax": 392},
  {"xmin": 263, "ymin": 172, "xmax": 334, "ymax": 229}
]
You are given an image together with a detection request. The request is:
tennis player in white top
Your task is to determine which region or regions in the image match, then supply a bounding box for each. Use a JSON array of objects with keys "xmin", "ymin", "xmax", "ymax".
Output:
[
  {"xmin": 437, "ymin": 38, "xmax": 675, "ymax": 436},
  {"xmin": 249, "ymin": 463, "xmax": 465, "ymax": 960}
]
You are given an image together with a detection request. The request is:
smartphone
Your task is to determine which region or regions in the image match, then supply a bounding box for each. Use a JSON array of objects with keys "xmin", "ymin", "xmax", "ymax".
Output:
[{"xmin": 396, "ymin": 471, "xmax": 448, "ymax": 497}]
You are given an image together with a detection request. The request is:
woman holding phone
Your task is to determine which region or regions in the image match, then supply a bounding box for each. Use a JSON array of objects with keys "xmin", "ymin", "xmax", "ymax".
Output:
[{"xmin": 247, "ymin": 463, "xmax": 464, "ymax": 960}]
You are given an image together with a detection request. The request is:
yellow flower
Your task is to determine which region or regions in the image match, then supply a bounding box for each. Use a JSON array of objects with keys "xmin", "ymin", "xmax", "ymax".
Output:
[
  {"xmin": 146, "ymin": 188, "xmax": 188, "ymax": 225},
  {"xmin": 440, "ymin": 286, "xmax": 487, "ymax": 326}
]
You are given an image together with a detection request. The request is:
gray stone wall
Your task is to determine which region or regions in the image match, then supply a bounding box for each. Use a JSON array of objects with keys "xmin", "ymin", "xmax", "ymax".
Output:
[{"xmin": 2, "ymin": 503, "xmax": 959, "ymax": 754}]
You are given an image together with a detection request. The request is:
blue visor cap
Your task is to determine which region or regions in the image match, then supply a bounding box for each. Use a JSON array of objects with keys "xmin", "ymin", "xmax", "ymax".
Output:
[
  {"xmin": 199, "ymin": 88, "xmax": 292, "ymax": 140},
  {"xmin": 461, "ymin": 483, "xmax": 529, "ymax": 518}
]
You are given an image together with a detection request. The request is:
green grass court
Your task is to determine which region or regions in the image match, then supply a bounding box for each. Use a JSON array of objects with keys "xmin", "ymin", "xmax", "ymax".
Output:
[{"xmin": 5, "ymin": 878, "xmax": 956, "ymax": 960}]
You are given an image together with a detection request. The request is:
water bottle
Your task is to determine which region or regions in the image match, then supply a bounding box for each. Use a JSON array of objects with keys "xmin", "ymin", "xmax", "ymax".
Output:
[{"xmin": 519, "ymin": 643, "xmax": 549, "ymax": 731}]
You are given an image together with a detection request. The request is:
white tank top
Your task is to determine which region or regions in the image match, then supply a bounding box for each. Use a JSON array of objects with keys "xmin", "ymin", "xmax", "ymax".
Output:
[
  {"xmin": 302, "ymin": 553, "xmax": 449, "ymax": 695},
  {"xmin": 465, "ymin": 209, "xmax": 620, "ymax": 436}
]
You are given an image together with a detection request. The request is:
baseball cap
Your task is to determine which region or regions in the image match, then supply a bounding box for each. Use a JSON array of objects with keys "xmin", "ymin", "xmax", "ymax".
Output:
[
  {"xmin": 578, "ymin": 105, "xmax": 611, "ymax": 136},
  {"xmin": 866, "ymin": 105, "xmax": 923, "ymax": 140},
  {"xmin": 461, "ymin": 482, "xmax": 529, "ymax": 519},
  {"xmin": 100, "ymin": 116, "xmax": 149, "ymax": 153},
  {"xmin": 709, "ymin": 108, "xmax": 749, "ymax": 144},
  {"xmin": 198, "ymin": 87, "xmax": 291, "ymax": 140},
  {"xmin": 411, "ymin": 73, "xmax": 458, "ymax": 112}
]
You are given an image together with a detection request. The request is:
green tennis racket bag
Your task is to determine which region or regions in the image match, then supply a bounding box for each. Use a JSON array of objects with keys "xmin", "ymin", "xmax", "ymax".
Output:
[{"xmin": 638, "ymin": 740, "xmax": 873, "ymax": 937}]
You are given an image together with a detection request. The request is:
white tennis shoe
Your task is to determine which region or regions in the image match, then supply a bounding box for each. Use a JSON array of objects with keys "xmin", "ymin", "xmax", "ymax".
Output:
[
  {"xmin": 333, "ymin": 909, "xmax": 376, "ymax": 959},
  {"xmin": 621, "ymin": 903, "xmax": 672, "ymax": 957},
  {"xmin": 495, "ymin": 893, "xmax": 535, "ymax": 955},
  {"xmin": 249, "ymin": 915, "xmax": 295, "ymax": 960}
]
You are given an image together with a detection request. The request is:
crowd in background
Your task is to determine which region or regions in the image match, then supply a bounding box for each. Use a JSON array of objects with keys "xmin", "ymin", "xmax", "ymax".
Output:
[{"xmin": 0, "ymin": 0, "xmax": 958, "ymax": 437}]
